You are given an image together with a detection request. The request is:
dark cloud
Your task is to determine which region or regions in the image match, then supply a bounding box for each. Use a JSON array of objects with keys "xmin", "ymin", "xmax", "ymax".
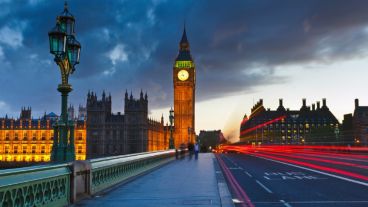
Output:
[{"xmin": 1, "ymin": 0, "xmax": 368, "ymax": 116}]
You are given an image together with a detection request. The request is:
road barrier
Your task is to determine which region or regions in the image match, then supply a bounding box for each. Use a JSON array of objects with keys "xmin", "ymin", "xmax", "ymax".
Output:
[{"xmin": 0, "ymin": 150, "xmax": 176, "ymax": 206}]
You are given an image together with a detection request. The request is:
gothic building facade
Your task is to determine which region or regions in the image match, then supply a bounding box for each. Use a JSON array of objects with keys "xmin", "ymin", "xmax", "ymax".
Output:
[
  {"xmin": 86, "ymin": 90, "xmax": 169, "ymax": 159},
  {"xmin": 240, "ymin": 98, "xmax": 340, "ymax": 144},
  {"xmin": 0, "ymin": 107, "xmax": 86, "ymax": 162}
]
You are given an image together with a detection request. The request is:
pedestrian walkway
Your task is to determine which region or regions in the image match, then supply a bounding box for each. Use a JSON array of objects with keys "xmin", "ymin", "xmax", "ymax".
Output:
[{"xmin": 75, "ymin": 153, "xmax": 232, "ymax": 207}]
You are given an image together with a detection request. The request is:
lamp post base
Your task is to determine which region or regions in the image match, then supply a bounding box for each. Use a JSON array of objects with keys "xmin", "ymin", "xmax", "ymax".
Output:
[{"xmin": 51, "ymin": 83, "xmax": 76, "ymax": 163}]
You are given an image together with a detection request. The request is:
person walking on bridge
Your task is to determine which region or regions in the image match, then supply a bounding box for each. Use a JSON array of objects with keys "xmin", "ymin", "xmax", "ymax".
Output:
[{"xmin": 194, "ymin": 142, "xmax": 199, "ymax": 160}]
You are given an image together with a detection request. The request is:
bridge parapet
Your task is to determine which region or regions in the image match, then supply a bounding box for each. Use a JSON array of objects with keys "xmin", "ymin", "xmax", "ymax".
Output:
[
  {"xmin": 0, "ymin": 163, "xmax": 71, "ymax": 207},
  {"xmin": 89, "ymin": 150, "xmax": 175, "ymax": 194},
  {"xmin": 0, "ymin": 150, "xmax": 176, "ymax": 206}
]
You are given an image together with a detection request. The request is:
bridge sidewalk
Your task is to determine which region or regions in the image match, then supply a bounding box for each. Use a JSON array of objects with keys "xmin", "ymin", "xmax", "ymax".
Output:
[{"xmin": 75, "ymin": 153, "xmax": 233, "ymax": 207}]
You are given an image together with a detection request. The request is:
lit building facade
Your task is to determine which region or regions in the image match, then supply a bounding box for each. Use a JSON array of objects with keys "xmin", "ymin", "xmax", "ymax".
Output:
[
  {"xmin": 0, "ymin": 108, "xmax": 86, "ymax": 162},
  {"xmin": 342, "ymin": 99, "xmax": 368, "ymax": 145},
  {"xmin": 240, "ymin": 99, "xmax": 340, "ymax": 144},
  {"xmin": 173, "ymin": 28, "xmax": 196, "ymax": 147},
  {"xmin": 86, "ymin": 91, "xmax": 169, "ymax": 159}
]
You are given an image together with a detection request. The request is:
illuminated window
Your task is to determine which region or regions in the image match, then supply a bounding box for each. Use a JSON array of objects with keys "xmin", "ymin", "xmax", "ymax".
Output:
[
  {"xmin": 14, "ymin": 146, "xmax": 18, "ymax": 154},
  {"xmin": 77, "ymin": 132, "xmax": 83, "ymax": 140},
  {"xmin": 23, "ymin": 146, "xmax": 27, "ymax": 154},
  {"xmin": 5, "ymin": 146, "xmax": 9, "ymax": 153},
  {"xmin": 5, "ymin": 133, "xmax": 9, "ymax": 141},
  {"xmin": 78, "ymin": 146, "xmax": 82, "ymax": 153},
  {"xmin": 32, "ymin": 146, "xmax": 36, "ymax": 154},
  {"xmin": 41, "ymin": 146, "xmax": 45, "ymax": 154},
  {"xmin": 15, "ymin": 133, "xmax": 19, "ymax": 140}
]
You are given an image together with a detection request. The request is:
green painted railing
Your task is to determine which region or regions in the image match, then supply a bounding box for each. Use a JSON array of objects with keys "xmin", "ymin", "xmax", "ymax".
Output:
[
  {"xmin": 90, "ymin": 150, "xmax": 175, "ymax": 194},
  {"xmin": 0, "ymin": 150, "xmax": 177, "ymax": 206},
  {"xmin": 0, "ymin": 164, "xmax": 70, "ymax": 207}
]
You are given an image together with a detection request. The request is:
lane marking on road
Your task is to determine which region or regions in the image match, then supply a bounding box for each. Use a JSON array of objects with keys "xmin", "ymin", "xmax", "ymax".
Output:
[
  {"xmin": 244, "ymin": 171, "xmax": 252, "ymax": 177},
  {"xmin": 255, "ymin": 180, "xmax": 273, "ymax": 193},
  {"xmin": 228, "ymin": 167, "xmax": 243, "ymax": 170},
  {"xmin": 280, "ymin": 199, "xmax": 292, "ymax": 207},
  {"xmin": 263, "ymin": 172, "xmax": 327, "ymax": 180},
  {"xmin": 232, "ymin": 198, "xmax": 244, "ymax": 204},
  {"xmin": 251, "ymin": 154, "xmax": 368, "ymax": 187},
  {"xmin": 223, "ymin": 155, "xmax": 241, "ymax": 167}
]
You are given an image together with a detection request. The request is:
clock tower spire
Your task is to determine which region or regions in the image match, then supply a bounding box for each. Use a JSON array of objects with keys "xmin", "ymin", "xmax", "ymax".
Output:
[{"xmin": 173, "ymin": 26, "xmax": 196, "ymax": 148}]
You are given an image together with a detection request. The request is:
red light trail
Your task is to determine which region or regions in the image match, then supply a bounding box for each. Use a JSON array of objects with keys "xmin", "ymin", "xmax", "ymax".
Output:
[
  {"xmin": 240, "ymin": 115, "xmax": 286, "ymax": 136},
  {"xmin": 218, "ymin": 145, "xmax": 368, "ymax": 182},
  {"xmin": 216, "ymin": 154, "xmax": 254, "ymax": 207}
]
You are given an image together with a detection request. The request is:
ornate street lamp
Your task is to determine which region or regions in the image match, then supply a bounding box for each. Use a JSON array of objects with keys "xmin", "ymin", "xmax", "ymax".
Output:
[
  {"xmin": 169, "ymin": 108, "xmax": 175, "ymax": 149},
  {"xmin": 49, "ymin": 2, "xmax": 81, "ymax": 162}
]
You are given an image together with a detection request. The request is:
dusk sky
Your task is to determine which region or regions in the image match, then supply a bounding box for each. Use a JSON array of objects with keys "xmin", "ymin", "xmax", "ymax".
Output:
[{"xmin": 1, "ymin": 0, "xmax": 368, "ymax": 142}]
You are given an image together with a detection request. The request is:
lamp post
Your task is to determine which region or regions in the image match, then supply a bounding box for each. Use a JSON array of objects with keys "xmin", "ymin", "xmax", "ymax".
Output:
[
  {"xmin": 48, "ymin": 2, "xmax": 81, "ymax": 162},
  {"xmin": 169, "ymin": 108, "xmax": 175, "ymax": 149},
  {"xmin": 188, "ymin": 127, "xmax": 192, "ymax": 144}
]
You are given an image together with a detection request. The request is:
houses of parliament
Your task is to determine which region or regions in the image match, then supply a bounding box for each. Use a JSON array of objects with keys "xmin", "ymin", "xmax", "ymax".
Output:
[
  {"xmin": 0, "ymin": 28, "xmax": 196, "ymax": 162},
  {"xmin": 0, "ymin": 107, "xmax": 87, "ymax": 162}
]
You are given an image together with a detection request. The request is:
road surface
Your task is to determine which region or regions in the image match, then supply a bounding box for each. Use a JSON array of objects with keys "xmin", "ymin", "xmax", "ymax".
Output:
[{"xmin": 217, "ymin": 148, "xmax": 368, "ymax": 207}]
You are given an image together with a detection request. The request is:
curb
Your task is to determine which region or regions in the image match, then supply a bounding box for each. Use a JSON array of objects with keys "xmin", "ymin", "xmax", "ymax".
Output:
[{"xmin": 213, "ymin": 154, "xmax": 235, "ymax": 207}]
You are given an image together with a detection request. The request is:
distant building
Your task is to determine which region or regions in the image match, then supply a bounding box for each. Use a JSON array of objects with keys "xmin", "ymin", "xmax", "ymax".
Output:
[
  {"xmin": 68, "ymin": 104, "xmax": 75, "ymax": 120},
  {"xmin": 78, "ymin": 104, "xmax": 87, "ymax": 121},
  {"xmin": 86, "ymin": 90, "xmax": 169, "ymax": 159},
  {"xmin": 0, "ymin": 107, "xmax": 86, "ymax": 162},
  {"xmin": 343, "ymin": 99, "xmax": 368, "ymax": 145},
  {"xmin": 198, "ymin": 130, "xmax": 224, "ymax": 152},
  {"xmin": 341, "ymin": 113, "xmax": 353, "ymax": 144},
  {"xmin": 240, "ymin": 98, "xmax": 340, "ymax": 144}
]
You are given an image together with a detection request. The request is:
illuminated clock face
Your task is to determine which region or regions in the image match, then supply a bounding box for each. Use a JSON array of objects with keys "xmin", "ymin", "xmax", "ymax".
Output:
[{"xmin": 178, "ymin": 70, "xmax": 189, "ymax": 81}]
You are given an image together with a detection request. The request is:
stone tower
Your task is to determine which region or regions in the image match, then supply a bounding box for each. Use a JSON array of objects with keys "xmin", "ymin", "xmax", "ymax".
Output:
[
  {"xmin": 124, "ymin": 90, "xmax": 148, "ymax": 153},
  {"xmin": 173, "ymin": 27, "xmax": 196, "ymax": 147},
  {"xmin": 86, "ymin": 90, "xmax": 112, "ymax": 158}
]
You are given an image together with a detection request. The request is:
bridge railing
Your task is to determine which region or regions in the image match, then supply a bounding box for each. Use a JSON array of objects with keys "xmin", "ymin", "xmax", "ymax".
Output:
[
  {"xmin": 0, "ymin": 150, "xmax": 177, "ymax": 206},
  {"xmin": 89, "ymin": 150, "xmax": 175, "ymax": 194},
  {"xmin": 0, "ymin": 163, "xmax": 71, "ymax": 207}
]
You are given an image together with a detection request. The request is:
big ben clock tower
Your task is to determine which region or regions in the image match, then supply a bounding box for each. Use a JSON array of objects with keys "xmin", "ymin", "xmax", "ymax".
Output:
[{"xmin": 173, "ymin": 27, "xmax": 196, "ymax": 148}]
